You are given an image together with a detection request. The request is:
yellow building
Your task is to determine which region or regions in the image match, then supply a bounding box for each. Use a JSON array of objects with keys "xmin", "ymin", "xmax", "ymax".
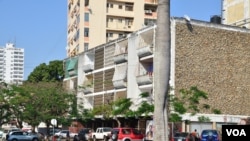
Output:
[
  {"xmin": 222, "ymin": 0, "xmax": 250, "ymax": 28},
  {"xmin": 67, "ymin": 0, "xmax": 158, "ymax": 57}
]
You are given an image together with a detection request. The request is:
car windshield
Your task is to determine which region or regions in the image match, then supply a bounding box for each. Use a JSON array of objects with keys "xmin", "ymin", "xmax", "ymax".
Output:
[
  {"xmin": 202, "ymin": 130, "xmax": 218, "ymax": 136},
  {"xmin": 174, "ymin": 132, "xmax": 189, "ymax": 137}
]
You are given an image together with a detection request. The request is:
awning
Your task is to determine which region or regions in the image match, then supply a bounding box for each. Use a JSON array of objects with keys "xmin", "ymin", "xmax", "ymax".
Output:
[{"xmin": 67, "ymin": 58, "xmax": 78, "ymax": 71}]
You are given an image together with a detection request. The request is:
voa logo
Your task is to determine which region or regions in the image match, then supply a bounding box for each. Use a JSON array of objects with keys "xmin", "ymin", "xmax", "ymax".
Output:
[{"xmin": 226, "ymin": 129, "xmax": 246, "ymax": 136}]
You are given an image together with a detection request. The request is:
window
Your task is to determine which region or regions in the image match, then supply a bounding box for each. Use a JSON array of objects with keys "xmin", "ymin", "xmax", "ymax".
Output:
[
  {"xmin": 118, "ymin": 19, "xmax": 122, "ymax": 23},
  {"xmin": 109, "ymin": 18, "xmax": 113, "ymax": 22},
  {"xmin": 84, "ymin": 13, "xmax": 89, "ymax": 22},
  {"xmin": 118, "ymin": 5, "xmax": 122, "ymax": 9},
  {"xmin": 84, "ymin": 43, "xmax": 89, "ymax": 51},
  {"xmin": 107, "ymin": 3, "xmax": 113, "ymax": 8},
  {"xmin": 119, "ymin": 34, "xmax": 123, "ymax": 38},
  {"xmin": 85, "ymin": 0, "xmax": 89, "ymax": 6},
  {"xmin": 84, "ymin": 28, "xmax": 89, "ymax": 37},
  {"xmin": 106, "ymin": 33, "xmax": 113, "ymax": 37},
  {"xmin": 125, "ymin": 3, "xmax": 133, "ymax": 11}
]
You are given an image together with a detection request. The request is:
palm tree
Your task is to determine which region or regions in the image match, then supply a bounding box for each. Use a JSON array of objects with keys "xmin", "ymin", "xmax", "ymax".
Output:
[{"xmin": 153, "ymin": 0, "xmax": 170, "ymax": 141}]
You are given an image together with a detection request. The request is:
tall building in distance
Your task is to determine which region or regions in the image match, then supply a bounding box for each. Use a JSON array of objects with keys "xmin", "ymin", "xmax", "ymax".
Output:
[
  {"xmin": 0, "ymin": 43, "xmax": 24, "ymax": 84},
  {"xmin": 67, "ymin": 0, "xmax": 158, "ymax": 57},
  {"xmin": 222, "ymin": 0, "xmax": 250, "ymax": 28}
]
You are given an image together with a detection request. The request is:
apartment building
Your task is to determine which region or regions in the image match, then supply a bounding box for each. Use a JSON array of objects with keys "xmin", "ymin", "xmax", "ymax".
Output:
[
  {"xmin": 63, "ymin": 17, "xmax": 250, "ymax": 131},
  {"xmin": 67, "ymin": 0, "xmax": 158, "ymax": 57},
  {"xmin": 0, "ymin": 43, "xmax": 24, "ymax": 85},
  {"xmin": 222, "ymin": 0, "xmax": 250, "ymax": 28}
]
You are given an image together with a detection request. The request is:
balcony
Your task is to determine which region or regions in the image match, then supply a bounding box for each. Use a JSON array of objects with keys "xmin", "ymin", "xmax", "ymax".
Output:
[
  {"xmin": 68, "ymin": 70, "xmax": 76, "ymax": 76},
  {"xmin": 83, "ymin": 64, "xmax": 94, "ymax": 73},
  {"xmin": 144, "ymin": 0, "xmax": 158, "ymax": 5},
  {"xmin": 136, "ymin": 72, "xmax": 153, "ymax": 86},
  {"xmin": 112, "ymin": 63, "xmax": 127, "ymax": 89},
  {"xmin": 113, "ymin": 79, "xmax": 127, "ymax": 89},
  {"xmin": 83, "ymin": 87, "xmax": 94, "ymax": 94},
  {"xmin": 114, "ymin": 54, "xmax": 128, "ymax": 64},
  {"xmin": 114, "ymin": 40, "xmax": 128, "ymax": 64},
  {"xmin": 137, "ymin": 44, "xmax": 153, "ymax": 58}
]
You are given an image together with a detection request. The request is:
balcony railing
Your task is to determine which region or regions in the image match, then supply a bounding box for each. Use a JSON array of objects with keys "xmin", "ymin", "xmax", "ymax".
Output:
[
  {"xmin": 113, "ymin": 53, "xmax": 128, "ymax": 64},
  {"xmin": 83, "ymin": 87, "xmax": 94, "ymax": 94},
  {"xmin": 136, "ymin": 72, "xmax": 153, "ymax": 86},
  {"xmin": 113, "ymin": 79, "xmax": 127, "ymax": 89},
  {"xmin": 68, "ymin": 70, "xmax": 76, "ymax": 76},
  {"xmin": 83, "ymin": 64, "xmax": 94, "ymax": 73},
  {"xmin": 137, "ymin": 44, "xmax": 153, "ymax": 58}
]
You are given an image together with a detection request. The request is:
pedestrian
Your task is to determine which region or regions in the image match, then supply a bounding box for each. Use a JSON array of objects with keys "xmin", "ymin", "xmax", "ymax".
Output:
[
  {"xmin": 188, "ymin": 133, "xmax": 195, "ymax": 141},
  {"xmin": 66, "ymin": 131, "xmax": 70, "ymax": 141},
  {"xmin": 191, "ymin": 129, "xmax": 199, "ymax": 141}
]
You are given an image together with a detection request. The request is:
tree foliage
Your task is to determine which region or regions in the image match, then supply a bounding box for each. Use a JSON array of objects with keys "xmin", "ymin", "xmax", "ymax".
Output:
[
  {"xmin": 5, "ymin": 82, "xmax": 74, "ymax": 131},
  {"xmin": 0, "ymin": 82, "xmax": 16, "ymax": 127},
  {"xmin": 169, "ymin": 86, "xmax": 221, "ymax": 122},
  {"xmin": 27, "ymin": 60, "xmax": 64, "ymax": 82}
]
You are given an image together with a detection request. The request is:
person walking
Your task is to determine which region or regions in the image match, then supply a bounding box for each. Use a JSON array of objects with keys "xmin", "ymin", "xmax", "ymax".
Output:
[{"xmin": 191, "ymin": 129, "xmax": 200, "ymax": 141}]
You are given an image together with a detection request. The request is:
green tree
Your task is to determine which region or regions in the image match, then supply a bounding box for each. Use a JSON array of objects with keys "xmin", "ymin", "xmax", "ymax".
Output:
[
  {"xmin": 169, "ymin": 86, "xmax": 221, "ymax": 122},
  {"xmin": 0, "ymin": 82, "xmax": 16, "ymax": 127},
  {"xmin": 27, "ymin": 60, "xmax": 64, "ymax": 82},
  {"xmin": 134, "ymin": 92, "xmax": 154, "ymax": 118},
  {"xmin": 11, "ymin": 82, "xmax": 74, "ymax": 133}
]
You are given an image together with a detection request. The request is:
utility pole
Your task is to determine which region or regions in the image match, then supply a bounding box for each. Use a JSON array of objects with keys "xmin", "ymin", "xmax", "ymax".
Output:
[{"xmin": 153, "ymin": 0, "xmax": 170, "ymax": 141}]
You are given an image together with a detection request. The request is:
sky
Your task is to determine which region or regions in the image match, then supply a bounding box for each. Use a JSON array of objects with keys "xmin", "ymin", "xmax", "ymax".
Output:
[{"xmin": 0, "ymin": 0, "xmax": 222, "ymax": 80}]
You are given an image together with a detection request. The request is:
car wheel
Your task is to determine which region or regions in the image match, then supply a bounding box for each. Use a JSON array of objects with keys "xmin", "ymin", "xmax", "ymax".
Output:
[
  {"xmin": 12, "ymin": 139, "xmax": 18, "ymax": 141},
  {"xmin": 93, "ymin": 136, "xmax": 96, "ymax": 141},
  {"xmin": 32, "ymin": 138, "xmax": 39, "ymax": 141},
  {"xmin": 104, "ymin": 135, "xmax": 107, "ymax": 141},
  {"xmin": 124, "ymin": 139, "xmax": 130, "ymax": 141}
]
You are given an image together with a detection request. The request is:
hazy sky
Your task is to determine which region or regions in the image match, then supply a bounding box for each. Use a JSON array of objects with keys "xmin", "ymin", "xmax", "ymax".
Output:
[{"xmin": 0, "ymin": 0, "xmax": 221, "ymax": 80}]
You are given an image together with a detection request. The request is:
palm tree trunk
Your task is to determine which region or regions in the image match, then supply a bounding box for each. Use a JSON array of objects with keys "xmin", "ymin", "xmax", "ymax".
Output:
[{"xmin": 153, "ymin": 0, "xmax": 170, "ymax": 141}]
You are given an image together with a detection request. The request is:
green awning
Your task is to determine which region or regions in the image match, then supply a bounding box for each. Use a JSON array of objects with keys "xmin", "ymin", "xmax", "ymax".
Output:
[{"xmin": 67, "ymin": 58, "xmax": 78, "ymax": 71}]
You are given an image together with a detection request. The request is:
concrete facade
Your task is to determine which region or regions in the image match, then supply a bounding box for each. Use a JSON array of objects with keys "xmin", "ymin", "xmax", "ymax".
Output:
[
  {"xmin": 222, "ymin": 0, "xmax": 250, "ymax": 28},
  {"xmin": 63, "ymin": 17, "xmax": 250, "ymax": 131},
  {"xmin": 67, "ymin": 0, "xmax": 157, "ymax": 57}
]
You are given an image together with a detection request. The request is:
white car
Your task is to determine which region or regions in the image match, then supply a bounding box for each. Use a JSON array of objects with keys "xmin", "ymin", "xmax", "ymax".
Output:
[{"xmin": 54, "ymin": 130, "xmax": 69, "ymax": 138}]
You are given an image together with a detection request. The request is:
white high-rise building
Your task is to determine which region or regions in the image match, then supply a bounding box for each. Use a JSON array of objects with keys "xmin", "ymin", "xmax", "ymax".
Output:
[{"xmin": 0, "ymin": 43, "xmax": 24, "ymax": 84}]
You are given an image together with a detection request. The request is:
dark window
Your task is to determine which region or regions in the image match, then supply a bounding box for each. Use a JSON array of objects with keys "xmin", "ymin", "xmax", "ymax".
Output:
[{"xmin": 84, "ymin": 28, "xmax": 89, "ymax": 37}]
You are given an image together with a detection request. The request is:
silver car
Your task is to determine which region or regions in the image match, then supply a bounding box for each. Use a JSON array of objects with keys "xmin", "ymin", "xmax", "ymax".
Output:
[{"xmin": 7, "ymin": 131, "xmax": 39, "ymax": 141}]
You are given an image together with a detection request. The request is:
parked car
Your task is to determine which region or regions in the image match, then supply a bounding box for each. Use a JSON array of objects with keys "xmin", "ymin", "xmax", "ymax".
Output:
[
  {"xmin": 49, "ymin": 128, "xmax": 61, "ymax": 136},
  {"xmin": 109, "ymin": 127, "xmax": 144, "ymax": 141},
  {"xmin": 54, "ymin": 130, "xmax": 69, "ymax": 138},
  {"xmin": 200, "ymin": 129, "xmax": 221, "ymax": 141},
  {"xmin": 7, "ymin": 131, "xmax": 39, "ymax": 141},
  {"xmin": 0, "ymin": 129, "xmax": 4, "ymax": 138},
  {"xmin": 92, "ymin": 127, "xmax": 112, "ymax": 141},
  {"xmin": 73, "ymin": 128, "xmax": 93, "ymax": 141},
  {"xmin": 171, "ymin": 132, "xmax": 189, "ymax": 141},
  {"xmin": 3, "ymin": 128, "xmax": 21, "ymax": 141}
]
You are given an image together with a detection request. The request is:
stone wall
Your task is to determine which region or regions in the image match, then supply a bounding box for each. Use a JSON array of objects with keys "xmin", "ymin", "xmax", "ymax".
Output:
[{"xmin": 174, "ymin": 21, "xmax": 250, "ymax": 115}]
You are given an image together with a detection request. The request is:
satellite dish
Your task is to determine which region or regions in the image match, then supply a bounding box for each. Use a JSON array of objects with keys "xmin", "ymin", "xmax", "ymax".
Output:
[{"xmin": 184, "ymin": 15, "xmax": 191, "ymax": 22}]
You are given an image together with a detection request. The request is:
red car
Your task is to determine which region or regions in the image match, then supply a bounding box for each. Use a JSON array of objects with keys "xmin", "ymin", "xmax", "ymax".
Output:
[{"xmin": 110, "ymin": 127, "xmax": 144, "ymax": 141}]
